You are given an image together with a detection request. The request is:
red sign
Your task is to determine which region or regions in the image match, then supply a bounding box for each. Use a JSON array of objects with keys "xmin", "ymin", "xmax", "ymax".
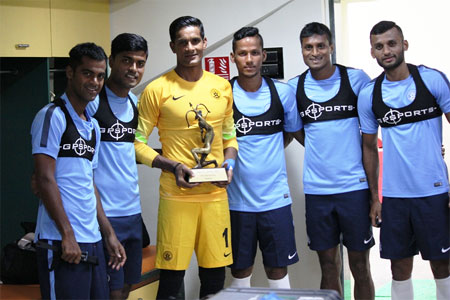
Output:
[{"xmin": 204, "ymin": 56, "xmax": 230, "ymax": 80}]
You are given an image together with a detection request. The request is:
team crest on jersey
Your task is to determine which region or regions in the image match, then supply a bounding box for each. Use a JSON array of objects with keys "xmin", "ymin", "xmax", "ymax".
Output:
[
  {"xmin": 210, "ymin": 88, "xmax": 221, "ymax": 99},
  {"xmin": 163, "ymin": 251, "xmax": 173, "ymax": 261},
  {"xmin": 407, "ymin": 89, "xmax": 416, "ymax": 101}
]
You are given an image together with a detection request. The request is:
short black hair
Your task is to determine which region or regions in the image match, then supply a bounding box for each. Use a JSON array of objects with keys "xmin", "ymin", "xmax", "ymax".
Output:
[
  {"xmin": 300, "ymin": 22, "xmax": 333, "ymax": 45},
  {"xmin": 68, "ymin": 42, "xmax": 107, "ymax": 71},
  {"xmin": 370, "ymin": 21, "xmax": 404, "ymax": 39},
  {"xmin": 232, "ymin": 27, "xmax": 264, "ymax": 52},
  {"xmin": 111, "ymin": 33, "xmax": 148, "ymax": 58},
  {"xmin": 169, "ymin": 16, "xmax": 205, "ymax": 42}
]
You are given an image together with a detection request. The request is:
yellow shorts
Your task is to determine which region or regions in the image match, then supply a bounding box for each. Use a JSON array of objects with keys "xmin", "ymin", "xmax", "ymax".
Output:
[{"xmin": 155, "ymin": 198, "xmax": 233, "ymax": 270}]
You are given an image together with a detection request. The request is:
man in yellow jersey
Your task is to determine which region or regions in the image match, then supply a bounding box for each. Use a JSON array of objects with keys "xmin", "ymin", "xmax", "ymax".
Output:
[{"xmin": 134, "ymin": 16, "xmax": 237, "ymax": 299}]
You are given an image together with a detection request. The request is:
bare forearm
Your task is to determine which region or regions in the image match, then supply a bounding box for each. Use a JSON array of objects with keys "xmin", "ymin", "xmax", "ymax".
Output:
[
  {"xmin": 95, "ymin": 185, "xmax": 114, "ymax": 237},
  {"xmin": 37, "ymin": 175, "xmax": 75, "ymax": 238},
  {"xmin": 152, "ymin": 154, "xmax": 180, "ymax": 173},
  {"xmin": 223, "ymin": 147, "xmax": 237, "ymax": 161},
  {"xmin": 362, "ymin": 134, "xmax": 380, "ymax": 201},
  {"xmin": 292, "ymin": 128, "xmax": 305, "ymax": 147}
]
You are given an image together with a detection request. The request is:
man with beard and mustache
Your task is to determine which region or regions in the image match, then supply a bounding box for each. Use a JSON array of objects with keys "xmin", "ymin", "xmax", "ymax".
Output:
[
  {"xmin": 31, "ymin": 43, "xmax": 125, "ymax": 299},
  {"xmin": 358, "ymin": 20, "xmax": 450, "ymax": 300},
  {"xmin": 287, "ymin": 22, "xmax": 376, "ymax": 299},
  {"xmin": 85, "ymin": 33, "xmax": 148, "ymax": 300}
]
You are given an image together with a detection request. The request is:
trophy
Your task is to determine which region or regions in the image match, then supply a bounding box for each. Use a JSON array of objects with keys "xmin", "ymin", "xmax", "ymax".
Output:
[{"xmin": 185, "ymin": 103, "xmax": 228, "ymax": 183}]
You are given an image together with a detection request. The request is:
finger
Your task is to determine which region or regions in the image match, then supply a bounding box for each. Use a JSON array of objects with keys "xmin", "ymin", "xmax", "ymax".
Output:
[
  {"xmin": 119, "ymin": 246, "xmax": 127, "ymax": 262},
  {"xmin": 109, "ymin": 256, "xmax": 118, "ymax": 270}
]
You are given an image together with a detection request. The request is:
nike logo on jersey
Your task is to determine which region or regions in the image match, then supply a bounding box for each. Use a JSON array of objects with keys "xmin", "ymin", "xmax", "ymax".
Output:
[
  {"xmin": 224, "ymin": 252, "xmax": 231, "ymax": 257},
  {"xmin": 173, "ymin": 95, "xmax": 185, "ymax": 100},
  {"xmin": 364, "ymin": 236, "xmax": 373, "ymax": 244},
  {"xmin": 441, "ymin": 247, "xmax": 450, "ymax": 253},
  {"xmin": 288, "ymin": 252, "xmax": 297, "ymax": 260}
]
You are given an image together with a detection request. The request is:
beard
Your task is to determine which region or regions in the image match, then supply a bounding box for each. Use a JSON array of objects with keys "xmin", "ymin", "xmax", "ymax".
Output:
[{"xmin": 377, "ymin": 51, "xmax": 405, "ymax": 71}]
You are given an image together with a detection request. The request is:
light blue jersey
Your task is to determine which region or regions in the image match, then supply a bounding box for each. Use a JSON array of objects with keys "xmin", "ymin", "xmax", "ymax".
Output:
[
  {"xmin": 31, "ymin": 94, "xmax": 102, "ymax": 243},
  {"xmin": 358, "ymin": 65, "xmax": 450, "ymax": 197},
  {"xmin": 288, "ymin": 67, "xmax": 370, "ymax": 194},
  {"xmin": 228, "ymin": 79, "xmax": 302, "ymax": 212},
  {"xmin": 86, "ymin": 86, "xmax": 141, "ymax": 217}
]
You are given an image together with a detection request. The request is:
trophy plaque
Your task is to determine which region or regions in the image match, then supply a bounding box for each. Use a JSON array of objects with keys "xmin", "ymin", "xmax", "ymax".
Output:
[{"xmin": 185, "ymin": 103, "xmax": 228, "ymax": 183}]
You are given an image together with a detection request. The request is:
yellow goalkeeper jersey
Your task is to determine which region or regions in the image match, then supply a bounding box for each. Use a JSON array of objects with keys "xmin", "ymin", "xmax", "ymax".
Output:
[{"xmin": 135, "ymin": 69, "xmax": 237, "ymax": 202}]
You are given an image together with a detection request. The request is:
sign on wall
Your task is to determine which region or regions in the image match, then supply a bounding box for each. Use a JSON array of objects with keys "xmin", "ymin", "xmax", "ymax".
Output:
[{"xmin": 204, "ymin": 56, "xmax": 230, "ymax": 80}]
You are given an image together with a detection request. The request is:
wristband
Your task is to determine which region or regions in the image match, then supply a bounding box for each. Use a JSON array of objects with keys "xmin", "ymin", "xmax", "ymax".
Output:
[
  {"xmin": 172, "ymin": 163, "xmax": 181, "ymax": 174},
  {"xmin": 223, "ymin": 158, "xmax": 235, "ymax": 171}
]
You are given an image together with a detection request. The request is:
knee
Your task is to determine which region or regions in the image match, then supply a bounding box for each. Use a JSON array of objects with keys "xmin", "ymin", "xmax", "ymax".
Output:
[
  {"xmin": 198, "ymin": 267, "xmax": 225, "ymax": 299},
  {"xmin": 349, "ymin": 255, "xmax": 371, "ymax": 279},
  {"xmin": 430, "ymin": 260, "xmax": 450, "ymax": 279},
  {"xmin": 198, "ymin": 266, "xmax": 225, "ymax": 283},
  {"xmin": 319, "ymin": 256, "xmax": 341, "ymax": 275},
  {"xmin": 264, "ymin": 267, "xmax": 288, "ymax": 280},
  {"xmin": 391, "ymin": 259, "xmax": 413, "ymax": 281},
  {"xmin": 121, "ymin": 284, "xmax": 132, "ymax": 299},
  {"xmin": 156, "ymin": 269, "xmax": 186, "ymax": 300},
  {"xmin": 231, "ymin": 267, "xmax": 253, "ymax": 279}
]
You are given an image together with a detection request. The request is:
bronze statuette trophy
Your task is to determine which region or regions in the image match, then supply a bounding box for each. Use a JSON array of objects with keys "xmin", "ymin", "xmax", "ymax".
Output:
[{"xmin": 185, "ymin": 103, "xmax": 227, "ymax": 183}]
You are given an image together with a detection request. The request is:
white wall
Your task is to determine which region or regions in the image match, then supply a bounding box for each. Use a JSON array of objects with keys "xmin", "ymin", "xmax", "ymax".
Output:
[
  {"xmin": 110, "ymin": 1, "xmax": 329, "ymax": 298},
  {"xmin": 334, "ymin": 0, "xmax": 450, "ymax": 185}
]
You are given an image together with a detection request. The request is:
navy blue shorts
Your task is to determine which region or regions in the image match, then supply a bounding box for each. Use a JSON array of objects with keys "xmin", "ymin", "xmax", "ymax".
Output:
[
  {"xmin": 305, "ymin": 189, "xmax": 374, "ymax": 251},
  {"xmin": 36, "ymin": 240, "xmax": 108, "ymax": 300},
  {"xmin": 105, "ymin": 213, "xmax": 143, "ymax": 291},
  {"xmin": 380, "ymin": 192, "xmax": 450, "ymax": 260},
  {"xmin": 230, "ymin": 204, "xmax": 299, "ymax": 269}
]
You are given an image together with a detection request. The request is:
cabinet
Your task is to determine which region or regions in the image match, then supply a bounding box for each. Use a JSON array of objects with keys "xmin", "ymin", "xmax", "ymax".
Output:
[
  {"xmin": 0, "ymin": 0, "xmax": 52, "ymax": 57},
  {"xmin": 0, "ymin": 0, "xmax": 110, "ymax": 57},
  {"xmin": 50, "ymin": 0, "xmax": 110, "ymax": 57}
]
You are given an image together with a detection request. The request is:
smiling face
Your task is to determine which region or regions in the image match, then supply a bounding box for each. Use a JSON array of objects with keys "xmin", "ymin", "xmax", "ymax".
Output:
[
  {"xmin": 231, "ymin": 36, "xmax": 266, "ymax": 79},
  {"xmin": 66, "ymin": 56, "xmax": 106, "ymax": 103},
  {"xmin": 370, "ymin": 27, "xmax": 408, "ymax": 71},
  {"xmin": 108, "ymin": 50, "xmax": 147, "ymax": 93},
  {"xmin": 301, "ymin": 33, "xmax": 333, "ymax": 73},
  {"xmin": 170, "ymin": 25, "xmax": 207, "ymax": 69}
]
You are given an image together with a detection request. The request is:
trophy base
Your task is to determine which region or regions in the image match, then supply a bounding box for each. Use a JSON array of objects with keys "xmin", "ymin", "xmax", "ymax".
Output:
[{"xmin": 188, "ymin": 168, "xmax": 228, "ymax": 183}]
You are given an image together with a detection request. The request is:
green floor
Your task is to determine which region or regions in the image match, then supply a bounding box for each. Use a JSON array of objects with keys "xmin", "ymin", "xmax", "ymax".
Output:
[{"xmin": 344, "ymin": 279, "xmax": 435, "ymax": 300}]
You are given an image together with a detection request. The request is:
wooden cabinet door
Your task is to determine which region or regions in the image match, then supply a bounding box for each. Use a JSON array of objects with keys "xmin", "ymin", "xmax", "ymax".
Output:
[{"xmin": 0, "ymin": 0, "xmax": 52, "ymax": 57}]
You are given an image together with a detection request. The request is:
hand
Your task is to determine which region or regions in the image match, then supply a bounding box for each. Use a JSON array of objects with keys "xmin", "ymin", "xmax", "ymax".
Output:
[
  {"xmin": 104, "ymin": 233, "xmax": 127, "ymax": 270},
  {"xmin": 61, "ymin": 233, "xmax": 82, "ymax": 264},
  {"xmin": 174, "ymin": 163, "xmax": 200, "ymax": 189},
  {"xmin": 369, "ymin": 197, "xmax": 382, "ymax": 227},
  {"xmin": 212, "ymin": 161, "xmax": 233, "ymax": 188}
]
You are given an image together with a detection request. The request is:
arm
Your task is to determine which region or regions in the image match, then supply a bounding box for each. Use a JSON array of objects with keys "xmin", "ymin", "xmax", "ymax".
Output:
[
  {"xmin": 33, "ymin": 154, "xmax": 81, "ymax": 263},
  {"xmin": 94, "ymin": 185, "xmax": 126, "ymax": 270},
  {"xmin": 445, "ymin": 112, "xmax": 450, "ymax": 207},
  {"xmin": 361, "ymin": 133, "xmax": 382, "ymax": 227},
  {"xmin": 283, "ymin": 131, "xmax": 294, "ymax": 148},
  {"xmin": 151, "ymin": 155, "xmax": 199, "ymax": 188},
  {"xmin": 214, "ymin": 146, "xmax": 238, "ymax": 188},
  {"xmin": 134, "ymin": 85, "xmax": 199, "ymax": 188},
  {"xmin": 216, "ymin": 81, "xmax": 239, "ymax": 187},
  {"xmin": 291, "ymin": 128, "xmax": 305, "ymax": 147}
]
